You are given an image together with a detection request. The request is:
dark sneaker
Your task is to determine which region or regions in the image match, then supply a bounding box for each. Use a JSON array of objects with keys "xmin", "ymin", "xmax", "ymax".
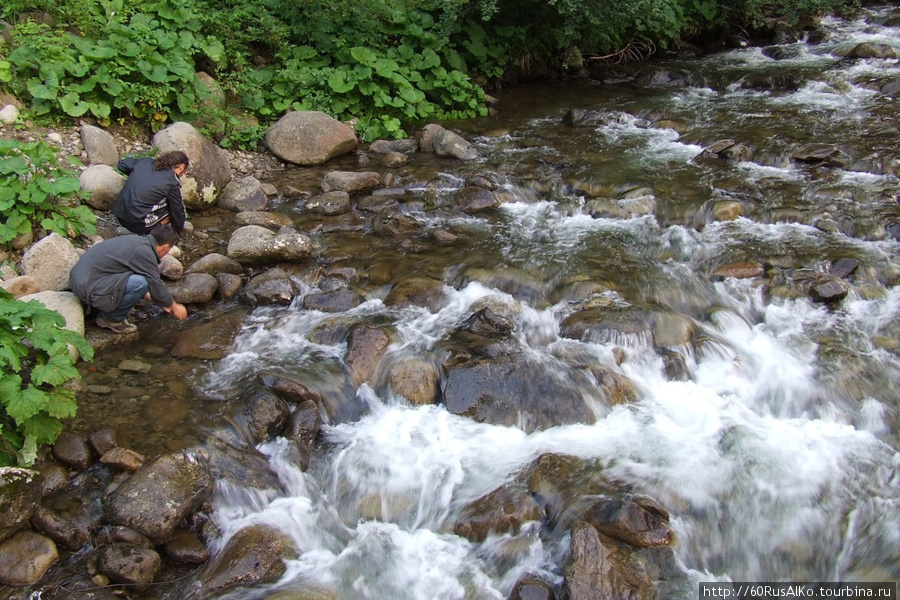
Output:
[{"xmin": 96, "ymin": 316, "xmax": 138, "ymax": 334}]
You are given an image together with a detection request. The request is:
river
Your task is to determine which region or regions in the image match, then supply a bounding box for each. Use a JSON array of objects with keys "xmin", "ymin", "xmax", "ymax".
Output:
[{"xmin": 74, "ymin": 5, "xmax": 900, "ymax": 599}]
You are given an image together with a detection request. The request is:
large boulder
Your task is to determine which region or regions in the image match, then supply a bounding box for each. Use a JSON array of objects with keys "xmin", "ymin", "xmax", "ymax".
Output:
[
  {"xmin": 0, "ymin": 468, "xmax": 41, "ymax": 543},
  {"xmin": 103, "ymin": 452, "xmax": 214, "ymax": 544},
  {"xmin": 265, "ymin": 111, "xmax": 358, "ymax": 165},
  {"xmin": 20, "ymin": 232, "xmax": 80, "ymax": 292},
  {"xmin": 226, "ymin": 225, "xmax": 315, "ymax": 265},
  {"xmin": 79, "ymin": 164, "xmax": 126, "ymax": 210},
  {"xmin": 153, "ymin": 121, "xmax": 232, "ymax": 209},
  {"xmin": 80, "ymin": 124, "xmax": 119, "ymax": 166}
]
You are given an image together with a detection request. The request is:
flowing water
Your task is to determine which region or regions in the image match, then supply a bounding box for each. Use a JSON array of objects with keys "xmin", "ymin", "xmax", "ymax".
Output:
[{"xmin": 75, "ymin": 6, "xmax": 900, "ymax": 599}]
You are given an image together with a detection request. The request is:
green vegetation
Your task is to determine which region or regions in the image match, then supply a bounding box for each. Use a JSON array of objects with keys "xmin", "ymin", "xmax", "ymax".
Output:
[
  {"xmin": 0, "ymin": 289, "xmax": 93, "ymax": 467},
  {"xmin": 0, "ymin": 138, "xmax": 96, "ymax": 247},
  {"xmin": 0, "ymin": 0, "xmax": 860, "ymax": 145}
]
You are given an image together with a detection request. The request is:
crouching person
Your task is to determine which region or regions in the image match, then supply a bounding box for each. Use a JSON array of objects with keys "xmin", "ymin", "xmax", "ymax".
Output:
[{"xmin": 70, "ymin": 224, "xmax": 188, "ymax": 334}]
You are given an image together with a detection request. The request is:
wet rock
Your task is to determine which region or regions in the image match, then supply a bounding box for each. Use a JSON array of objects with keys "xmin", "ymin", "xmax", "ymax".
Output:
[
  {"xmin": 563, "ymin": 108, "xmax": 624, "ymax": 127},
  {"xmin": 185, "ymin": 252, "xmax": 245, "ymax": 276},
  {"xmin": 713, "ymin": 200, "xmax": 744, "ymax": 221},
  {"xmin": 382, "ymin": 151, "xmax": 408, "ymax": 167},
  {"xmin": 389, "ymin": 358, "xmax": 440, "ymax": 405},
  {"xmin": 265, "ymin": 111, "xmax": 358, "ymax": 166},
  {"xmin": 97, "ymin": 543, "xmax": 161, "ymax": 591},
  {"xmin": 809, "ymin": 276, "xmax": 850, "ymax": 304},
  {"xmin": 740, "ymin": 72, "xmax": 800, "ymax": 92},
  {"xmin": 284, "ymin": 400, "xmax": 322, "ymax": 472},
  {"xmin": 432, "ymin": 127, "xmax": 480, "ymax": 160},
  {"xmin": 355, "ymin": 194, "xmax": 400, "ymax": 214},
  {"xmin": 0, "ymin": 468, "xmax": 41, "ymax": 543},
  {"xmin": 30, "ymin": 504, "xmax": 91, "ymax": 549},
  {"xmin": 170, "ymin": 272, "xmax": 219, "ymax": 305},
  {"xmin": 560, "ymin": 305, "xmax": 654, "ymax": 346},
  {"xmin": 103, "ymin": 452, "xmax": 214, "ymax": 544},
  {"xmin": 227, "ymin": 225, "xmax": 314, "ymax": 265},
  {"xmin": 118, "ymin": 359, "xmax": 152, "ymax": 373},
  {"xmin": 321, "ymin": 171, "xmax": 381, "ymax": 194},
  {"xmin": 589, "ymin": 365, "xmax": 641, "ymax": 404},
  {"xmin": 346, "ymin": 324, "xmax": 391, "ymax": 386},
  {"xmin": 154, "ymin": 121, "xmax": 232, "ymax": 209},
  {"xmin": 258, "ymin": 372, "xmax": 325, "ymax": 406},
  {"xmin": 239, "ymin": 267, "xmax": 298, "ymax": 307},
  {"xmin": 218, "ymin": 176, "xmax": 268, "ymax": 212},
  {"xmin": 79, "ymin": 164, "xmax": 126, "ymax": 210},
  {"xmin": 369, "ymin": 138, "xmax": 418, "ymax": 154},
  {"xmin": 99, "ymin": 447, "xmax": 145, "ymax": 472},
  {"xmin": 234, "ymin": 210, "xmax": 296, "ymax": 229},
  {"xmin": 372, "ymin": 212, "xmax": 422, "ymax": 236},
  {"xmin": 525, "ymin": 453, "xmax": 622, "ymax": 529},
  {"xmin": 304, "ymin": 190, "xmax": 352, "ymax": 216},
  {"xmin": 38, "ymin": 462, "xmax": 70, "ymax": 497},
  {"xmin": 164, "ymin": 529, "xmax": 210, "ymax": 565},
  {"xmin": 243, "ymin": 389, "xmax": 291, "ymax": 445},
  {"xmin": 711, "ymin": 261, "xmax": 764, "ymax": 280},
  {"xmin": 192, "ymin": 524, "xmax": 297, "ymax": 598},
  {"xmin": 384, "ymin": 277, "xmax": 445, "ymax": 312},
  {"xmin": 0, "ymin": 531, "xmax": 58, "ymax": 586},
  {"xmin": 583, "ymin": 497, "xmax": 673, "ymax": 548},
  {"xmin": 453, "ymin": 186, "xmax": 500, "ymax": 213},
  {"xmin": 462, "ymin": 307, "xmax": 513, "ymax": 338},
  {"xmin": 508, "ymin": 574, "xmax": 557, "ymax": 600},
  {"xmin": 651, "ymin": 311, "xmax": 696, "ymax": 349},
  {"xmin": 847, "ymin": 42, "xmax": 897, "ymax": 59},
  {"xmin": 661, "ymin": 351, "xmax": 691, "ymax": 382},
  {"xmin": 52, "ymin": 431, "xmax": 95, "ymax": 470},
  {"xmin": 202, "ymin": 434, "xmax": 283, "ymax": 492},
  {"xmin": 302, "ymin": 289, "xmax": 364, "ymax": 312},
  {"xmin": 98, "ymin": 525, "xmax": 154, "ymax": 548},
  {"xmin": 564, "ymin": 521, "xmax": 652, "ymax": 600},
  {"xmin": 453, "ymin": 483, "xmax": 543, "ymax": 542},
  {"xmin": 0, "ymin": 275, "xmax": 41, "ymax": 298},
  {"xmin": 171, "ymin": 307, "xmax": 249, "ymax": 360},
  {"xmin": 442, "ymin": 357, "xmax": 596, "ymax": 431},
  {"xmin": 791, "ymin": 143, "xmax": 841, "ymax": 164},
  {"xmin": 21, "ymin": 232, "xmax": 80, "ymax": 292},
  {"xmin": 829, "ymin": 257, "xmax": 859, "ymax": 278},
  {"xmin": 80, "ymin": 123, "xmax": 119, "ymax": 166}
]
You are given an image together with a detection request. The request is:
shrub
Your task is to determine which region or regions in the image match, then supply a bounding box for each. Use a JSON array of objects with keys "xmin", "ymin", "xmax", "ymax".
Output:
[
  {"xmin": 0, "ymin": 138, "xmax": 96, "ymax": 247},
  {"xmin": 0, "ymin": 289, "xmax": 93, "ymax": 467}
]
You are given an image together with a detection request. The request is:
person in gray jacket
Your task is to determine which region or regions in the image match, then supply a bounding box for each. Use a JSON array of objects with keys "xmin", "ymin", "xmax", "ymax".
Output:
[
  {"xmin": 113, "ymin": 151, "xmax": 189, "ymax": 235},
  {"xmin": 69, "ymin": 225, "xmax": 188, "ymax": 334}
]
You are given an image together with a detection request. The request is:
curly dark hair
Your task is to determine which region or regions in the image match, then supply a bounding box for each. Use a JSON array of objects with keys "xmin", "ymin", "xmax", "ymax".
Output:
[{"xmin": 153, "ymin": 151, "xmax": 190, "ymax": 171}]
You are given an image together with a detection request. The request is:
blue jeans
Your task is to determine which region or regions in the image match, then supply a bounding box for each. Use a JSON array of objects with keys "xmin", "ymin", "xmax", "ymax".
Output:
[{"xmin": 100, "ymin": 274, "xmax": 149, "ymax": 321}]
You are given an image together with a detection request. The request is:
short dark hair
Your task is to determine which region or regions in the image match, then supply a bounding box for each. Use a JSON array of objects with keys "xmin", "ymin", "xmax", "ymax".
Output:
[
  {"xmin": 154, "ymin": 150, "xmax": 189, "ymax": 171},
  {"xmin": 149, "ymin": 224, "xmax": 180, "ymax": 247}
]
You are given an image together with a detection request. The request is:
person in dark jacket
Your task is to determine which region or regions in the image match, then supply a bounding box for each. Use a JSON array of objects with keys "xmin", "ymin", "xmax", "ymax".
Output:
[
  {"xmin": 113, "ymin": 151, "xmax": 189, "ymax": 234},
  {"xmin": 69, "ymin": 225, "xmax": 188, "ymax": 334}
]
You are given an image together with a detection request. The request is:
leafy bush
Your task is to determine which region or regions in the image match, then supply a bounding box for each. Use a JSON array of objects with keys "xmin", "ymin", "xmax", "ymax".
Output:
[
  {"xmin": 0, "ymin": 289, "xmax": 93, "ymax": 467},
  {"xmin": 6, "ymin": 0, "xmax": 224, "ymax": 127},
  {"xmin": 0, "ymin": 138, "xmax": 96, "ymax": 247}
]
